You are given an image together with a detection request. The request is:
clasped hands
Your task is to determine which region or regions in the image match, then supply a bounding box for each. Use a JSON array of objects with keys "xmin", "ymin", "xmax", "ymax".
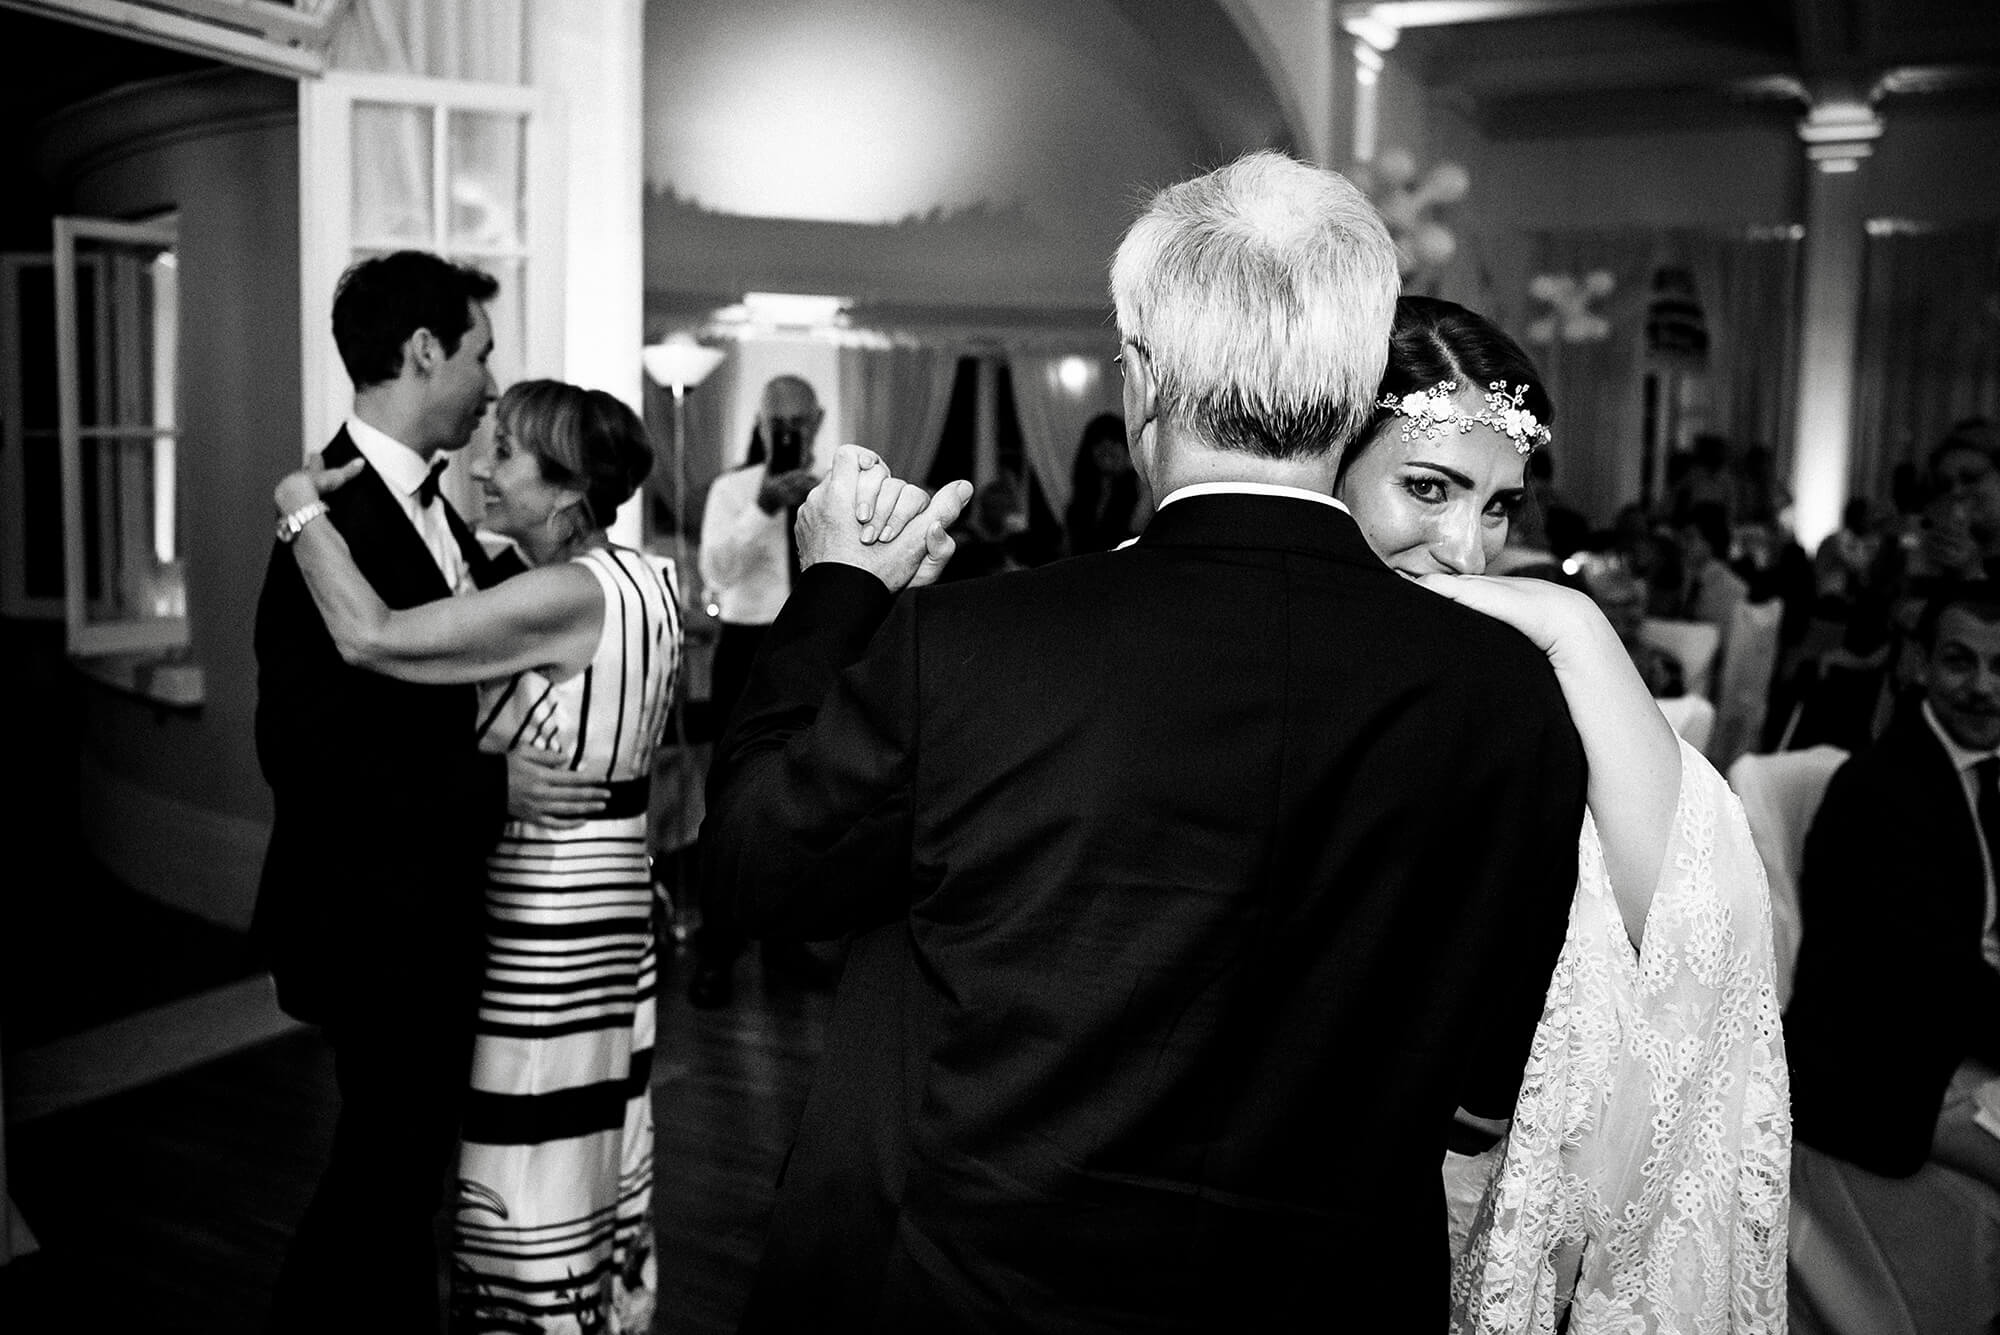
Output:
[{"xmin": 796, "ymin": 444, "xmax": 974, "ymax": 593}]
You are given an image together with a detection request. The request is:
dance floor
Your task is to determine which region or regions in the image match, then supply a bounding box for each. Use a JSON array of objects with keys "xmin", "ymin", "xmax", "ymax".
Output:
[{"xmin": 0, "ymin": 927, "xmax": 831, "ymax": 1333}]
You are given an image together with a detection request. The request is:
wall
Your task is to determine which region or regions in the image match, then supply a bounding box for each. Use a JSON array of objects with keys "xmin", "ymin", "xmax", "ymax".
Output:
[
  {"xmin": 642, "ymin": 0, "xmax": 1287, "ymax": 312},
  {"xmin": 40, "ymin": 70, "xmax": 299, "ymax": 927}
]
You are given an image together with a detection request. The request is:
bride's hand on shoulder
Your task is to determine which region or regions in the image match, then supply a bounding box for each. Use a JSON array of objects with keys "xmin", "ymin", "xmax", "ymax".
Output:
[
  {"xmin": 1412, "ymin": 573, "xmax": 1612, "ymax": 666},
  {"xmin": 275, "ymin": 452, "xmax": 366, "ymax": 513}
]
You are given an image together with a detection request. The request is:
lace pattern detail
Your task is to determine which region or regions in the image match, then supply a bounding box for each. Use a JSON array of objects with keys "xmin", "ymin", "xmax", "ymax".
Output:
[{"xmin": 1448, "ymin": 737, "xmax": 1792, "ymax": 1333}]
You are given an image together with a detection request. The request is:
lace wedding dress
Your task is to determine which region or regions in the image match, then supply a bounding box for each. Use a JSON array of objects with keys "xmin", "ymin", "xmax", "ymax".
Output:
[{"xmin": 1447, "ymin": 737, "xmax": 1792, "ymax": 1334}]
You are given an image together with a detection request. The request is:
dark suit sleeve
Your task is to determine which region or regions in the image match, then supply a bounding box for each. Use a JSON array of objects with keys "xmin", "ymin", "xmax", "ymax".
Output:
[
  {"xmin": 700, "ymin": 562, "xmax": 919, "ymax": 942},
  {"xmin": 1457, "ymin": 673, "xmax": 1590, "ymax": 1121}
]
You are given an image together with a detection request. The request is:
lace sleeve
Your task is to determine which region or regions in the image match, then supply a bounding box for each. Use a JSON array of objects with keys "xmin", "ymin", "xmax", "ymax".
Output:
[{"xmin": 1449, "ymin": 736, "xmax": 1792, "ymax": 1334}]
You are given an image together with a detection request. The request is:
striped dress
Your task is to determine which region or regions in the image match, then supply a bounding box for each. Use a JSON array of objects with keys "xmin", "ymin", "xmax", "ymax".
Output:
[{"xmin": 451, "ymin": 545, "xmax": 680, "ymax": 1335}]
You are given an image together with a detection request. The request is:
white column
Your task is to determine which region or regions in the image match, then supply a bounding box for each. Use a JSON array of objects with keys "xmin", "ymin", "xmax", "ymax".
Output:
[
  {"xmin": 1342, "ymin": 12, "xmax": 1396, "ymax": 165},
  {"xmin": 528, "ymin": 0, "xmax": 644, "ymax": 538},
  {"xmin": 1788, "ymin": 97, "xmax": 1882, "ymax": 551}
]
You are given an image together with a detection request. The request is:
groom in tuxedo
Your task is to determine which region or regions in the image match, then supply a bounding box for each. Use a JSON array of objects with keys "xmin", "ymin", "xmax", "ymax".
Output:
[
  {"xmin": 254, "ymin": 251, "xmax": 601, "ymax": 1333},
  {"xmin": 703, "ymin": 152, "xmax": 1587, "ymax": 1331}
]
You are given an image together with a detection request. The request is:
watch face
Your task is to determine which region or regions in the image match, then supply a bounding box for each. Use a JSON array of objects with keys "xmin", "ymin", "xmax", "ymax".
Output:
[{"xmin": 276, "ymin": 515, "xmax": 293, "ymax": 542}]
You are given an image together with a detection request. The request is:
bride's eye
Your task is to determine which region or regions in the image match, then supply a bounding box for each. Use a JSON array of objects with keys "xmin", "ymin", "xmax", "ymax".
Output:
[{"xmin": 1402, "ymin": 475, "xmax": 1447, "ymax": 504}]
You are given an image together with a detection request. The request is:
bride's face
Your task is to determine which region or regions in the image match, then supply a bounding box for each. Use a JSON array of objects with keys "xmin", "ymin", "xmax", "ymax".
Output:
[{"xmin": 1335, "ymin": 385, "xmax": 1529, "ymax": 577}]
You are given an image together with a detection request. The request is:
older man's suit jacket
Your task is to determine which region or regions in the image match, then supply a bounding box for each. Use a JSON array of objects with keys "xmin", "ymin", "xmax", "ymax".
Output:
[
  {"xmin": 1786, "ymin": 708, "xmax": 2000, "ymax": 1176},
  {"xmin": 703, "ymin": 494, "xmax": 1587, "ymax": 1332},
  {"xmin": 252, "ymin": 427, "xmax": 517, "ymax": 1027}
]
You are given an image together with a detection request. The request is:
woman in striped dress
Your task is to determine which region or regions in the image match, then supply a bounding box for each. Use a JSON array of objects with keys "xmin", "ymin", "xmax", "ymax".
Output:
[{"xmin": 275, "ymin": 379, "xmax": 678, "ymax": 1333}]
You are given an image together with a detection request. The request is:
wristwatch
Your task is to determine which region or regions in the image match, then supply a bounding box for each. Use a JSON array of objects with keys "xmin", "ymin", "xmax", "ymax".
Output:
[{"xmin": 276, "ymin": 499, "xmax": 330, "ymax": 543}]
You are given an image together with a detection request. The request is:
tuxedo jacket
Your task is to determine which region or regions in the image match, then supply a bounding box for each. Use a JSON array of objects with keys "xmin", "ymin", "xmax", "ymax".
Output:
[
  {"xmin": 252, "ymin": 428, "xmax": 518, "ymax": 1028},
  {"xmin": 702, "ymin": 494, "xmax": 1587, "ymax": 1332},
  {"xmin": 1786, "ymin": 708, "xmax": 2000, "ymax": 1176}
]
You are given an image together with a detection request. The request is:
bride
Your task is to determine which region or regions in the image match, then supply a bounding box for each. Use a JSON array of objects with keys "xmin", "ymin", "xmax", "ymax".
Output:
[{"xmin": 1332, "ymin": 297, "xmax": 1791, "ymax": 1333}]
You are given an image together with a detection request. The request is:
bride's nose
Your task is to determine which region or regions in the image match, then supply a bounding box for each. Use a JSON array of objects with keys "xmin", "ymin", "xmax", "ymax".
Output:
[{"xmin": 1431, "ymin": 507, "xmax": 1487, "ymax": 575}]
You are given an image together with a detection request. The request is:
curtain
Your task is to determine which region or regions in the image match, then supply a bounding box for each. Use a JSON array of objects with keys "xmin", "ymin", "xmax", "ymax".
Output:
[
  {"xmin": 835, "ymin": 341, "xmax": 961, "ymax": 485},
  {"xmin": 1852, "ymin": 221, "xmax": 2000, "ymax": 505},
  {"xmin": 1674, "ymin": 227, "xmax": 1804, "ymax": 491},
  {"xmin": 1005, "ymin": 346, "xmax": 1123, "ymax": 517},
  {"xmin": 1514, "ymin": 231, "xmax": 1657, "ymax": 528},
  {"xmin": 330, "ymin": 0, "xmax": 524, "ymax": 81}
]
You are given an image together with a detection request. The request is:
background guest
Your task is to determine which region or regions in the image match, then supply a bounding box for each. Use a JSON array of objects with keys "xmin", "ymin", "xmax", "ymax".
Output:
[
  {"xmin": 1062, "ymin": 411, "xmax": 1147, "ymax": 554},
  {"xmin": 689, "ymin": 375, "xmax": 835, "ymax": 1007}
]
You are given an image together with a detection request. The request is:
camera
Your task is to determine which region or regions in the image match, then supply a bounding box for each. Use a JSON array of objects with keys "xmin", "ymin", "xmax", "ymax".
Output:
[{"xmin": 767, "ymin": 421, "xmax": 804, "ymax": 475}]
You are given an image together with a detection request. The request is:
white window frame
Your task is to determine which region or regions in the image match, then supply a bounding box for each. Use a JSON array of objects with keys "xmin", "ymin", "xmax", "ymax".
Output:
[
  {"xmin": 54, "ymin": 215, "xmax": 188, "ymax": 658},
  {"xmin": 299, "ymin": 71, "xmax": 564, "ymax": 457}
]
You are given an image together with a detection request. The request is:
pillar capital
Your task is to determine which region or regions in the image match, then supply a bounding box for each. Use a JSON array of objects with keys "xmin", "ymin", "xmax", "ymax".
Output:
[{"xmin": 1797, "ymin": 99, "xmax": 1883, "ymax": 174}]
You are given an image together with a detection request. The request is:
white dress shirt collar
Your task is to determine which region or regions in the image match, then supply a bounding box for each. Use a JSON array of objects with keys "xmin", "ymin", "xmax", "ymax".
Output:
[
  {"xmin": 1922, "ymin": 699, "xmax": 1999, "ymax": 775},
  {"xmin": 345, "ymin": 416, "xmax": 435, "ymax": 504},
  {"xmin": 1154, "ymin": 481, "xmax": 1350, "ymax": 513}
]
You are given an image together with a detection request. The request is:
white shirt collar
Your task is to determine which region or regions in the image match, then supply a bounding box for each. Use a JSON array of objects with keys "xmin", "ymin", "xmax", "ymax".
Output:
[
  {"xmin": 345, "ymin": 416, "xmax": 434, "ymax": 503},
  {"xmin": 1154, "ymin": 481, "xmax": 1349, "ymax": 513},
  {"xmin": 1922, "ymin": 699, "xmax": 1999, "ymax": 774}
]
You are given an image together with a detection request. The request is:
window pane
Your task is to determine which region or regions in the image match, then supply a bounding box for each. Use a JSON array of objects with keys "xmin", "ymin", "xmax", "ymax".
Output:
[
  {"xmin": 77, "ymin": 432, "xmax": 184, "ymax": 623},
  {"xmin": 353, "ymin": 102, "xmax": 435, "ymax": 245},
  {"xmin": 447, "ymin": 112, "xmax": 525, "ymax": 252},
  {"xmin": 60, "ymin": 222, "xmax": 185, "ymax": 648},
  {"xmin": 464, "ymin": 255, "xmax": 525, "ymax": 386}
]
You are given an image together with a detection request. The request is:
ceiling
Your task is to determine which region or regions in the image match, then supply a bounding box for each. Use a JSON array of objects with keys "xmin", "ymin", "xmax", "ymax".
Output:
[{"xmin": 1369, "ymin": 0, "xmax": 2000, "ymax": 139}]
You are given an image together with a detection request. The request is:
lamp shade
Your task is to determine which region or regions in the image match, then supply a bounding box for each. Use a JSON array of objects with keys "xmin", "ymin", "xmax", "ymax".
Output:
[{"xmin": 642, "ymin": 339, "xmax": 727, "ymax": 390}]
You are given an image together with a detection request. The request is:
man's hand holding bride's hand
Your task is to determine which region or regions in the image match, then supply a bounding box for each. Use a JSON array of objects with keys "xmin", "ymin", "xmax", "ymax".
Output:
[
  {"xmin": 796, "ymin": 443, "xmax": 973, "ymax": 592},
  {"xmin": 274, "ymin": 451, "xmax": 367, "ymax": 514},
  {"xmin": 1413, "ymin": 573, "xmax": 1618, "ymax": 671}
]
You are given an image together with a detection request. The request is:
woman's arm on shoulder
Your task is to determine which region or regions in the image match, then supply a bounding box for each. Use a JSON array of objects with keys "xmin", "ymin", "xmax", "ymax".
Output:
[
  {"xmin": 329, "ymin": 560, "xmax": 603, "ymax": 685},
  {"xmin": 279, "ymin": 475, "xmax": 603, "ymax": 686},
  {"xmin": 1418, "ymin": 574, "xmax": 1680, "ymax": 949}
]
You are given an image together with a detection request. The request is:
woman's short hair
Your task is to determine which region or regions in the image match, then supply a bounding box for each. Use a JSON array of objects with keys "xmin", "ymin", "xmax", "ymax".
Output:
[
  {"xmin": 1110, "ymin": 151, "xmax": 1399, "ymax": 461},
  {"xmin": 1339, "ymin": 296, "xmax": 1554, "ymax": 484},
  {"xmin": 496, "ymin": 379, "xmax": 655, "ymax": 530}
]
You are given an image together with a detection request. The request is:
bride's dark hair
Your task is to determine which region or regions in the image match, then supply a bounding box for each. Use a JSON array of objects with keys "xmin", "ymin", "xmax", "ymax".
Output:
[{"xmin": 1336, "ymin": 295, "xmax": 1553, "ymax": 485}]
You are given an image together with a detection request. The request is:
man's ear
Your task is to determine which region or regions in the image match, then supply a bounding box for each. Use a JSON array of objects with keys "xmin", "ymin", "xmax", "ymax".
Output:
[
  {"xmin": 1121, "ymin": 343, "xmax": 1159, "ymax": 469},
  {"xmin": 408, "ymin": 327, "xmax": 442, "ymax": 377}
]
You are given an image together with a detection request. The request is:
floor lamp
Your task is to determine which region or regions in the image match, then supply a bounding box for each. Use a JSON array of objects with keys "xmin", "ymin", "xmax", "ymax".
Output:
[{"xmin": 642, "ymin": 338, "xmax": 727, "ymax": 935}]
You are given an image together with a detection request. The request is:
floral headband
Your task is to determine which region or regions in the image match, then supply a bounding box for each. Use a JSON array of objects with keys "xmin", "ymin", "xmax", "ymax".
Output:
[{"xmin": 1376, "ymin": 379, "xmax": 1551, "ymax": 455}]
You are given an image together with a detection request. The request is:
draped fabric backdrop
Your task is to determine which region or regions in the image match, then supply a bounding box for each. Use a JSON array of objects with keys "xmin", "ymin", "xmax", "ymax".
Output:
[
  {"xmin": 1519, "ymin": 231, "xmax": 1657, "ymax": 527},
  {"xmin": 1852, "ymin": 221, "xmax": 2000, "ymax": 505},
  {"xmin": 1005, "ymin": 346, "xmax": 1123, "ymax": 517},
  {"xmin": 330, "ymin": 0, "xmax": 524, "ymax": 79},
  {"xmin": 1674, "ymin": 227, "xmax": 1804, "ymax": 497},
  {"xmin": 836, "ymin": 341, "xmax": 961, "ymax": 485}
]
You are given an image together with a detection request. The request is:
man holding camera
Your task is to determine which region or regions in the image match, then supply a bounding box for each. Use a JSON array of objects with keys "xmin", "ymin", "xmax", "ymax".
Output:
[{"xmin": 689, "ymin": 374, "xmax": 828, "ymax": 1006}]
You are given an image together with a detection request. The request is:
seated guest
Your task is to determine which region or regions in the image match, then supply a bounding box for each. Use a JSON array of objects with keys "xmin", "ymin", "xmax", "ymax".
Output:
[
  {"xmin": 940, "ymin": 474, "xmax": 1031, "ymax": 582},
  {"xmin": 1915, "ymin": 422, "xmax": 2000, "ymax": 587},
  {"xmin": 1814, "ymin": 497, "xmax": 1887, "ymax": 611},
  {"xmin": 1787, "ymin": 583, "xmax": 2000, "ymax": 1183},
  {"xmin": 1578, "ymin": 555, "xmax": 1684, "ymax": 699},
  {"xmin": 1673, "ymin": 502, "xmax": 1748, "ymax": 670}
]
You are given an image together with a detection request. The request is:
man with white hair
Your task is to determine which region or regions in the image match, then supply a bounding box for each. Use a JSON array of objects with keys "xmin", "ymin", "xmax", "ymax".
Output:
[{"xmin": 703, "ymin": 152, "xmax": 1586, "ymax": 1330}]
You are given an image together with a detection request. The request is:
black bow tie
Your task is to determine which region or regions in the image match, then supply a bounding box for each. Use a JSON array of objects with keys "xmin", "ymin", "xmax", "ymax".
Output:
[{"xmin": 417, "ymin": 459, "xmax": 448, "ymax": 508}]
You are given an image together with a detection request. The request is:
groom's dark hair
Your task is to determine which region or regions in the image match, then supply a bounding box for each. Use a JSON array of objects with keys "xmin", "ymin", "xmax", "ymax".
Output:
[{"xmin": 332, "ymin": 250, "xmax": 499, "ymax": 391}]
